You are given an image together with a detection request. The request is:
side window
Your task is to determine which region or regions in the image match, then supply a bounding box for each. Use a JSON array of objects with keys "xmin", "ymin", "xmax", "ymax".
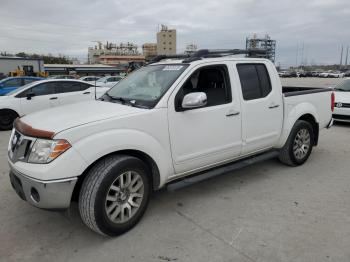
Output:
[
  {"xmin": 107, "ymin": 77, "xmax": 116, "ymax": 82},
  {"xmin": 176, "ymin": 65, "xmax": 231, "ymax": 110},
  {"xmin": 20, "ymin": 83, "xmax": 56, "ymax": 97},
  {"xmin": 4, "ymin": 78, "xmax": 22, "ymax": 87},
  {"xmin": 56, "ymin": 82, "xmax": 82, "ymax": 93},
  {"xmin": 80, "ymin": 83, "xmax": 91, "ymax": 91},
  {"xmin": 237, "ymin": 64, "xmax": 272, "ymax": 100}
]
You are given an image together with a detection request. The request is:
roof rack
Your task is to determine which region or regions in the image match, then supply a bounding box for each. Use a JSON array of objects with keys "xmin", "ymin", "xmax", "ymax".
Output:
[
  {"xmin": 183, "ymin": 49, "xmax": 268, "ymax": 62},
  {"xmin": 148, "ymin": 54, "xmax": 190, "ymax": 64},
  {"xmin": 148, "ymin": 49, "xmax": 268, "ymax": 64}
]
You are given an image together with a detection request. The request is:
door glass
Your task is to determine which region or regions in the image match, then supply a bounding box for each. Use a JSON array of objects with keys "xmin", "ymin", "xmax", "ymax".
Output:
[
  {"xmin": 237, "ymin": 64, "xmax": 272, "ymax": 100},
  {"xmin": 177, "ymin": 65, "xmax": 231, "ymax": 109},
  {"xmin": 20, "ymin": 83, "xmax": 56, "ymax": 97},
  {"xmin": 56, "ymin": 82, "xmax": 82, "ymax": 93}
]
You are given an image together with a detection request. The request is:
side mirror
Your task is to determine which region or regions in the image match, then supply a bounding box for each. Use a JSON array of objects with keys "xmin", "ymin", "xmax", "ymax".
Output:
[
  {"xmin": 181, "ymin": 92, "xmax": 207, "ymax": 109},
  {"xmin": 26, "ymin": 93, "xmax": 35, "ymax": 100}
]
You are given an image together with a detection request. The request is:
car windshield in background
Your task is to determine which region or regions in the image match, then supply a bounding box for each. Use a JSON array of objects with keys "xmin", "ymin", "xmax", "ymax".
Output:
[
  {"xmin": 97, "ymin": 76, "xmax": 109, "ymax": 82},
  {"xmin": 105, "ymin": 64, "xmax": 188, "ymax": 108},
  {"xmin": 5, "ymin": 82, "xmax": 34, "ymax": 96},
  {"xmin": 334, "ymin": 79, "xmax": 350, "ymax": 91}
]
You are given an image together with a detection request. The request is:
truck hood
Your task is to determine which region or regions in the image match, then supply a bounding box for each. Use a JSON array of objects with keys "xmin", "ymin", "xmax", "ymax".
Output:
[
  {"xmin": 20, "ymin": 100, "xmax": 144, "ymax": 134},
  {"xmin": 335, "ymin": 91, "xmax": 350, "ymax": 103}
]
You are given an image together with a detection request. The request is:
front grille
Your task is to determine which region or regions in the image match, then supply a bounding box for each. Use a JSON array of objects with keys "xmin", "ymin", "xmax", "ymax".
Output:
[
  {"xmin": 332, "ymin": 114, "xmax": 350, "ymax": 120},
  {"xmin": 335, "ymin": 102, "xmax": 350, "ymax": 108},
  {"xmin": 9, "ymin": 131, "xmax": 34, "ymax": 163}
]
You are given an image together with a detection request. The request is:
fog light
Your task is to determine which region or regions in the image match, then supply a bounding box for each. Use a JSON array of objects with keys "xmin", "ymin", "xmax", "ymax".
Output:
[{"xmin": 30, "ymin": 187, "xmax": 40, "ymax": 203}]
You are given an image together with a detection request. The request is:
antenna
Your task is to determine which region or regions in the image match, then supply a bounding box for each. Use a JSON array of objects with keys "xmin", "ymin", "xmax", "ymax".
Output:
[{"xmin": 94, "ymin": 77, "xmax": 97, "ymax": 100}]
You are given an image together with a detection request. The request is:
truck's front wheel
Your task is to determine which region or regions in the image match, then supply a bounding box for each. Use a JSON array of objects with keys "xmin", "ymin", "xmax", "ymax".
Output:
[
  {"xmin": 79, "ymin": 155, "xmax": 151, "ymax": 236},
  {"xmin": 278, "ymin": 120, "xmax": 314, "ymax": 166}
]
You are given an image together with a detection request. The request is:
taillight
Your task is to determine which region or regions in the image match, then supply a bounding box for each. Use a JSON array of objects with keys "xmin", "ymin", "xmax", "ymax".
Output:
[{"xmin": 331, "ymin": 92, "xmax": 335, "ymax": 112}]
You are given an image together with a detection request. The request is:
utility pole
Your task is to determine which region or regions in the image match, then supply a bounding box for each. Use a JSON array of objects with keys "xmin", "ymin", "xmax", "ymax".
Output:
[
  {"xmin": 345, "ymin": 46, "xmax": 349, "ymax": 70},
  {"xmin": 340, "ymin": 45, "xmax": 344, "ymax": 69},
  {"xmin": 295, "ymin": 44, "xmax": 299, "ymax": 68}
]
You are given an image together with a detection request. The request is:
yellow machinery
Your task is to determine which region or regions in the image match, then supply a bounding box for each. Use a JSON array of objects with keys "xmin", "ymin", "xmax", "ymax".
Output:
[{"xmin": 9, "ymin": 66, "xmax": 48, "ymax": 78}]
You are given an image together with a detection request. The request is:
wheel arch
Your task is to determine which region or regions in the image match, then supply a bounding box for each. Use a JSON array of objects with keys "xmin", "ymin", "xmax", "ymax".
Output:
[
  {"xmin": 297, "ymin": 113, "xmax": 319, "ymax": 146},
  {"xmin": 277, "ymin": 102, "xmax": 320, "ymax": 148},
  {"xmin": 72, "ymin": 149, "xmax": 161, "ymax": 201}
]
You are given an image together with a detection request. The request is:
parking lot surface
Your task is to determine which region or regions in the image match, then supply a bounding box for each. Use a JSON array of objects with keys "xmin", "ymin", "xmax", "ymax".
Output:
[{"xmin": 1, "ymin": 78, "xmax": 350, "ymax": 262}]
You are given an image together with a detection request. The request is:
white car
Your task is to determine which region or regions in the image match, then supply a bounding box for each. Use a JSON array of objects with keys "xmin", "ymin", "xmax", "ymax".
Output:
[
  {"xmin": 328, "ymin": 72, "xmax": 345, "ymax": 78},
  {"xmin": 7, "ymin": 53, "xmax": 333, "ymax": 236},
  {"xmin": 95, "ymin": 76, "xmax": 123, "ymax": 87},
  {"xmin": 0, "ymin": 79, "xmax": 110, "ymax": 130},
  {"xmin": 333, "ymin": 78, "xmax": 350, "ymax": 122},
  {"xmin": 79, "ymin": 76, "xmax": 101, "ymax": 84}
]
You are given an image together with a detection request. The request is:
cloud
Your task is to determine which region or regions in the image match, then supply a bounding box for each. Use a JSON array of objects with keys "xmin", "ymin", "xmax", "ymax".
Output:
[{"xmin": 0, "ymin": 0, "xmax": 349, "ymax": 67}]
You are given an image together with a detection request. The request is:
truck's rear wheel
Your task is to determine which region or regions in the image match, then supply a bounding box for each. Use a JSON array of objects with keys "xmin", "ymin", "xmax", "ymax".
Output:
[
  {"xmin": 0, "ymin": 110, "xmax": 18, "ymax": 130},
  {"xmin": 278, "ymin": 120, "xmax": 314, "ymax": 166},
  {"xmin": 79, "ymin": 155, "xmax": 151, "ymax": 236}
]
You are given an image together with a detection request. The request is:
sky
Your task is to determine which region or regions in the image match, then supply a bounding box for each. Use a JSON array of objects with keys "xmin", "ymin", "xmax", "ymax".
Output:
[{"xmin": 0, "ymin": 0, "xmax": 349, "ymax": 67}]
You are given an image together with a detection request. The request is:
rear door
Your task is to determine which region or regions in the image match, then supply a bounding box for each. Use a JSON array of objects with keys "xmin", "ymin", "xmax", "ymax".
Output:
[
  {"xmin": 168, "ymin": 63, "xmax": 242, "ymax": 174},
  {"xmin": 236, "ymin": 62, "xmax": 283, "ymax": 154},
  {"xmin": 54, "ymin": 81, "xmax": 93, "ymax": 106}
]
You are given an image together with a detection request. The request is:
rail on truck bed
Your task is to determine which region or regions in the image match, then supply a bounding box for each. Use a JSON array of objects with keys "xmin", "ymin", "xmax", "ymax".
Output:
[{"xmin": 283, "ymin": 86, "xmax": 332, "ymax": 97}]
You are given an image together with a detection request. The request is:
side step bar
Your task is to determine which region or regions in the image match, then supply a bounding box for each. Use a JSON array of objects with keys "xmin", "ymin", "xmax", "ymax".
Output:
[{"xmin": 167, "ymin": 150, "xmax": 279, "ymax": 191}]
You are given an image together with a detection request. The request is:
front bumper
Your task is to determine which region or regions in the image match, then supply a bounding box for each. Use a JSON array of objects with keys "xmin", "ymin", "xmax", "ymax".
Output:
[{"xmin": 9, "ymin": 166, "xmax": 77, "ymax": 210}]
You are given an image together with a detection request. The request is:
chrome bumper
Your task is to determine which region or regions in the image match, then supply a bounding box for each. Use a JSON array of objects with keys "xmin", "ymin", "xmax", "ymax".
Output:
[{"xmin": 9, "ymin": 167, "xmax": 77, "ymax": 210}]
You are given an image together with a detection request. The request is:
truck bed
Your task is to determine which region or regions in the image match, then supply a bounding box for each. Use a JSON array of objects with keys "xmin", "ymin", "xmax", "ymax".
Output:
[{"xmin": 282, "ymin": 86, "xmax": 331, "ymax": 97}]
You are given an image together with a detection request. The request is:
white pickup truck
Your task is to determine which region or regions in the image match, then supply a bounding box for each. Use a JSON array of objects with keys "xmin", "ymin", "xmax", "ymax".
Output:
[{"xmin": 7, "ymin": 52, "xmax": 334, "ymax": 236}]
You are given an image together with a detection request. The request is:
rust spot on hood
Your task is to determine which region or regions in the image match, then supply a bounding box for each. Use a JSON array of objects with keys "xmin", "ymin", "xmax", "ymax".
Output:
[{"xmin": 14, "ymin": 118, "xmax": 55, "ymax": 139}]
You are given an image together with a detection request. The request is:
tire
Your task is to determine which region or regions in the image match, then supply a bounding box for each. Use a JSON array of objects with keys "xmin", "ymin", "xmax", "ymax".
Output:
[
  {"xmin": 0, "ymin": 110, "xmax": 18, "ymax": 131},
  {"xmin": 79, "ymin": 155, "xmax": 151, "ymax": 236},
  {"xmin": 278, "ymin": 120, "xmax": 314, "ymax": 166}
]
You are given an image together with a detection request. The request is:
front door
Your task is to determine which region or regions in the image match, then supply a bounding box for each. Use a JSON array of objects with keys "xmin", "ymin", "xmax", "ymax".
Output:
[
  {"xmin": 19, "ymin": 82, "xmax": 56, "ymax": 114},
  {"xmin": 168, "ymin": 64, "xmax": 242, "ymax": 174}
]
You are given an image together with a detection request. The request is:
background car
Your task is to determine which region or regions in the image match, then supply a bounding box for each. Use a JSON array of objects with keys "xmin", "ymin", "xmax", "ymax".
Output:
[
  {"xmin": 0, "ymin": 79, "xmax": 110, "ymax": 130},
  {"xmin": 95, "ymin": 75, "xmax": 123, "ymax": 87},
  {"xmin": 49, "ymin": 75, "xmax": 76, "ymax": 79},
  {"xmin": 328, "ymin": 72, "xmax": 344, "ymax": 78},
  {"xmin": 0, "ymin": 76, "xmax": 44, "ymax": 96},
  {"xmin": 332, "ymin": 78, "xmax": 350, "ymax": 122},
  {"xmin": 79, "ymin": 76, "xmax": 101, "ymax": 84}
]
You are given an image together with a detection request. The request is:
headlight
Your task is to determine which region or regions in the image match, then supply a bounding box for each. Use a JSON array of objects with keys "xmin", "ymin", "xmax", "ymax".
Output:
[{"xmin": 28, "ymin": 139, "xmax": 71, "ymax": 164}]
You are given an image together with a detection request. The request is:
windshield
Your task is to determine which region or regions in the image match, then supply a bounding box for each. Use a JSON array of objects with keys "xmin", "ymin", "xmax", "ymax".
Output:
[
  {"xmin": 104, "ymin": 64, "xmax": 188, "ymax": 108},
  {"xmin": 97, "ymin": 76, "xmax": 110, "ymax": 82},
  {"xmin": 334, "ymin": 79, "xmax": 350, "ymax": 91}
]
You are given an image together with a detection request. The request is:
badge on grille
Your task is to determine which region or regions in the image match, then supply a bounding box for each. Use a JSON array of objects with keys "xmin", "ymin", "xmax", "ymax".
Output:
[{"xmin": 336, "ymin": 103, "xmax": 342, "ymax": 108}]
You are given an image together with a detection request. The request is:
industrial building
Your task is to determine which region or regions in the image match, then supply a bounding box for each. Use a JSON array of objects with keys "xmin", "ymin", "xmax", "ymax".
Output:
[
  {"xmin": 142, "ymin": 43, "xmax": 158, "ymax": 60},
  {"xmin": 0, "ymin": 56, "xmax": 45, "ymax": 76},
  {"xmin": 246, "ymin": 34, "xmax": 276, "ymax": 62},
  {"xmin": 88, "ymin": 41, "xmax": 142, "ymax": 64},
  {"xmin": 157, "ymin": 25, "xmax": 176, "ymax": 55},
  {"xmin": 98, "ymin": 55, "xmax": 145, "ymax": 66}
]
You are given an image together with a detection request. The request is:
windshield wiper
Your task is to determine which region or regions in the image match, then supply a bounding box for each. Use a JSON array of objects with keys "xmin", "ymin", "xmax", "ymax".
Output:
[{"xmin": 104, "ymin": 93, "xmax": 127, "ymax": 103}]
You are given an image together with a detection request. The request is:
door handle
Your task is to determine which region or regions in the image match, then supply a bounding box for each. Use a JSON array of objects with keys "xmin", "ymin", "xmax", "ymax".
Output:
[
  {"xmin": 226, "ymin": 110, "xmax": 240, "ymax": 117},
  {"xmin": 50, "ymin": 97, "xmax": 58, "ymax": 100},
  {"xmin": 268, "ymin": 104, "xmax": 280, "ymax": 109},
  {"xmin": 83, "ymin": 92, "xmax": 91, "ymax": 94}
]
